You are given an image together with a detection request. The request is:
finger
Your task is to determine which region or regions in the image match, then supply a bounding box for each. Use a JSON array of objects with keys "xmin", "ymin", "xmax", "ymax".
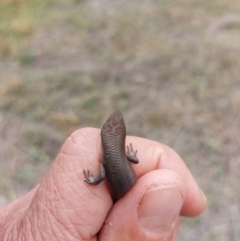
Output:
[
  {"xmin": 16, "ymin": 128, "xmax": 112, "ymax": 240},
  {"xmin": 99, "ymin": 169, "xmax": 185, "ymax": 241},
  {"xmin": 127, "ymin": 136, "xmax": 206, "ymax": 216}
]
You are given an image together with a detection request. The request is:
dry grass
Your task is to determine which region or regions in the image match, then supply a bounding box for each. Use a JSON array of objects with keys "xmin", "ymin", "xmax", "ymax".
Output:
[{"xmin": 1, "ymin": 0, "xmax": 240, "ymax": 240}]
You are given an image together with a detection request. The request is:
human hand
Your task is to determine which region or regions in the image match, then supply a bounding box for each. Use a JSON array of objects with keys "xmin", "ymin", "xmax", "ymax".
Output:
[{"xmin": 0, "ymin": 128, "xmax": 206, "ymax": 241}]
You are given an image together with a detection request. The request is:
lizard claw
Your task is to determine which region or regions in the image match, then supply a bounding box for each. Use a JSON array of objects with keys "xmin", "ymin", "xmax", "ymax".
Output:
[{"xmin": 126, "ymin": 143, "xmax": 139, "ymax": 164}]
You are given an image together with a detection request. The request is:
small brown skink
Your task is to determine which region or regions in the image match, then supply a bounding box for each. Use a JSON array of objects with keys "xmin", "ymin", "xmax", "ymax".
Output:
[{"xmin": 83, "ymin": 111, "xmax": 139, "ymax": 202}]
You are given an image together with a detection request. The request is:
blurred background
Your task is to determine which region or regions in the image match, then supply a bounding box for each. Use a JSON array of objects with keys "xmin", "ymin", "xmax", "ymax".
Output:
[{"xmin": 0, "ymin": 0, "xmax": 240, "ymax": 240}]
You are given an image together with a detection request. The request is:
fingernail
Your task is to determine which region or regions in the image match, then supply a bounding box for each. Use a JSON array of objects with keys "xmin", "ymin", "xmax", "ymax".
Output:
[{"xmin": 138, "ymin": 186, "xmax": 184, "ymax": 234}]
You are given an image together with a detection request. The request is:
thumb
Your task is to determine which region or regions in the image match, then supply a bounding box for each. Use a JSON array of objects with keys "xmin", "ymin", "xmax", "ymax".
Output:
[
  {"xmin": 99, "ymin": 169, "xmax": 186, "ymax": 241},
  {"xmin": 1, "ymin": 128, "xmax": 112, "ymax": 240}
]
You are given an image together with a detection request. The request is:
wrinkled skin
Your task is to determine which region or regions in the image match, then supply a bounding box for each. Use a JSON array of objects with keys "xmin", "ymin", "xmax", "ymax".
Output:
[{"xmin": 0, "ymin": 128, "xmax": 206, "ymax": 241}]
